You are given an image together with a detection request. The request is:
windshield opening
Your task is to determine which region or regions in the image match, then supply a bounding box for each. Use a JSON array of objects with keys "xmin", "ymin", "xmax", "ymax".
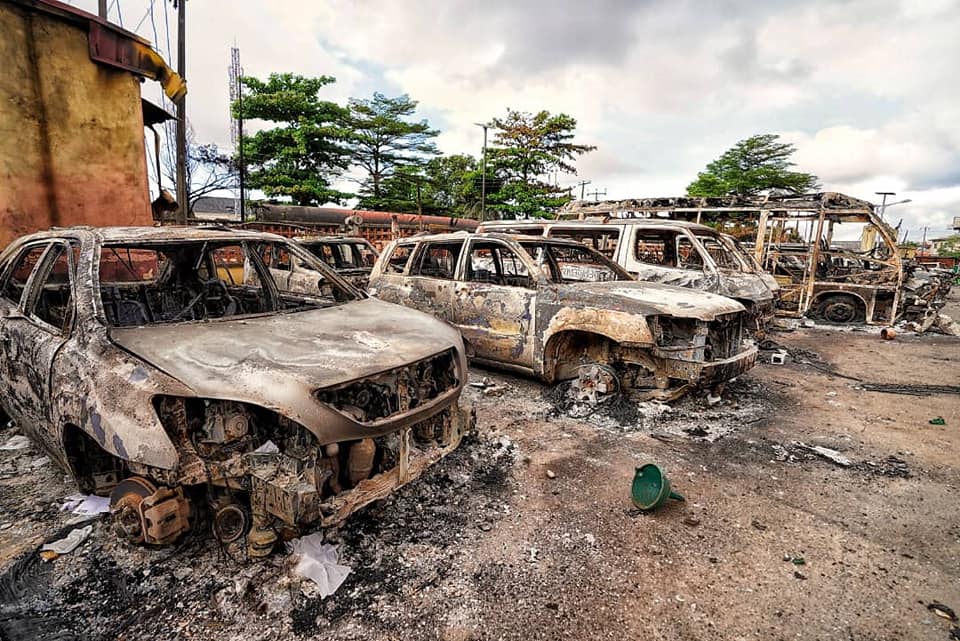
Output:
[
  {"xmin": 98, "ymin": 240, "xmax": 356, "ymax": 327},
  {"xmin": 520, "ymin": 242, "xmax": 630, "ymax": 283},
  {"xmin": 303, "ymin": 241, "xmax": 378, "ymax": 270},
  {"xmin": 696, "ymin": 235, "xmax": 743, "ymax": 271}
]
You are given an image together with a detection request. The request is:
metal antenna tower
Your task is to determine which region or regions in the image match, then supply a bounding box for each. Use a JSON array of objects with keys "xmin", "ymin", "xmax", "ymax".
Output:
[{"xmin": 228, "ymin": 46, "xmax": 245, "ymax": 219}]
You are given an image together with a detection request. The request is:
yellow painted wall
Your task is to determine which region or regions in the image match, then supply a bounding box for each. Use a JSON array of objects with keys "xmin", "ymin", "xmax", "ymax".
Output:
[{"xmin": 0, "ymin": 3, "xmax": 152, "ymax": 249}]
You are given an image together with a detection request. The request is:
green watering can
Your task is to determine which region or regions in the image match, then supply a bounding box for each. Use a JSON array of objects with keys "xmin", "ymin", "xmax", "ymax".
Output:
[{"xmin": 631, "ymin": 463, "xmax": 685, "ymax": 510}]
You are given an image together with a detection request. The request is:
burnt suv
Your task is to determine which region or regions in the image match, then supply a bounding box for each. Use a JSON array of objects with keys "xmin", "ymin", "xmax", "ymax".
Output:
[
  {"xmin": 0, "ymin": 227, "xmax": 470, "ymax": 554},
  {"xmin": 369, "ymin": 232, "xmax": 757, "ymax": 401},
  {"xmin": 293, "ymin": 236, "xmax": 379, "ymax": 289}
]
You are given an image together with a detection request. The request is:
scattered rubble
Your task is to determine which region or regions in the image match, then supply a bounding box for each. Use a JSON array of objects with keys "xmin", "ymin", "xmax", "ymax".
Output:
[
  {"xmin": 548, "ymin": 376, "xmax": 774, "ymax": 442},
  {"xmin": 792, "ymin": 441, "xmax": 852, "ymax": 467},
  {"xmin": 0, "ymin": 435, "xmax": 30, "ymax": 451},
  {"xmin": 860, "ymin": 456, "xmax": 912, "ymax": 478},
  {"xmin": 0, "ymin": 429, "xmax": 516, "ymax": 640}
]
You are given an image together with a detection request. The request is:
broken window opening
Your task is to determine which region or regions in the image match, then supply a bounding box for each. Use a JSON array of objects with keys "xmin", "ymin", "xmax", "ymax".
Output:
[
  {"xmin": 29, "ymin": 243, "xmax": 77, "ymax": 333},
  {"xmin": 549, "ymin": 228, "xmax": 621, "ymax": 259},
  {"xmin": 677, "ymin": 237, "xmax": 703, "ymax": 270},
  {"xmin": 520, "ymin": 242, "xmax": 628, "ymax": 283},
  {"xmin": 98, "ymin": 240, "xmax": 354, "ymax": 327},
  {"xmin": 696, "ymin": 235, "xmax": 741, "ymax": 271},
  {"xmin": 634, "ymin": 231, "xmax": 676, "ymax": 267},
  {"xmin": 384, "ymin": 243, "xmax": 416, "ymax": 274},
  {"xmin": 467, "ymin": 242, "xmax": 533, "ymax": 288},
  {"xmin": 410, "ymin": 242, "xmax": 463, "ymax": 280},
  {"xmin": 1, "ymin": 244, "xmax": 49, "ymax": 306}
]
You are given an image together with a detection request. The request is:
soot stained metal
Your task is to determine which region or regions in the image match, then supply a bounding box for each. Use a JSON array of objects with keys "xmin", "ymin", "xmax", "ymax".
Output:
[{"xmin": 0, "ymin": 226, "xmax": 471, "ymax": 555}]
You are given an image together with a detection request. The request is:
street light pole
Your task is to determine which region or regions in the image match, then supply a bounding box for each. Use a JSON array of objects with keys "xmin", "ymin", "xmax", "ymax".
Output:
[
  {"xmin": 474, "ymin": 123, "xmax": 488, "ymax": 221},
  {"xmin": 875, "ymin": 191, "xmax": 895, "ymax": 221}
]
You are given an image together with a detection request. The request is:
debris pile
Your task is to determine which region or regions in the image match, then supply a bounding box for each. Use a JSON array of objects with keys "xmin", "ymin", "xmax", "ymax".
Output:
[
  {"xmin": 0, "ymin": 430, "xmax": 516, "ymax": 640},
  {"xmin": 548, "ymin": 376, "xmax": 774, "ymax": 442}
]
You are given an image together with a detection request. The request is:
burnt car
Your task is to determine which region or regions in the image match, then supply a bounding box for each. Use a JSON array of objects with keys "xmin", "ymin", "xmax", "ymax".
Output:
[
  {"xmin": 478, "ymin": 219, "xmax": 779, "ymax": 333},
  {"xmin": 368, "ymin": 232, "xmax": 758, "ymax": 401},
  {"xmin": 0, "ymin": 227, "xmax": 470, "ymax": 554},
  {"xmin": 293, "ymin": 236, "xmax": 379, "ymax": 289}
]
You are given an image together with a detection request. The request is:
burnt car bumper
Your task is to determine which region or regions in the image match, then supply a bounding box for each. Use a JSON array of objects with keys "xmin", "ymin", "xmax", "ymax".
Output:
[
  {"xmin": 248, "ymin": 401, "xmax": 473, "ymax": 530},
  {"xmin": 658, "ymin": 344, "xmax": 759, "ymax": 385}
]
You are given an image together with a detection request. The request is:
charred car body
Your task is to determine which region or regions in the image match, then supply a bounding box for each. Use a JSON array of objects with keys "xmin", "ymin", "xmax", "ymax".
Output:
[
  {"xmin": 369, "ymin": 232, "xmax": 757, "ymax": 401},
  {"xmin": 478, "ymin": 218, "xmax": 779, "ymax": 333},
  {"xmin": 293, "ymin": 236, "xmax": 379, "ymax": 289},
  {"xmin": 561, "ymin": 194, "xmax": 943, "ymax": 326},
  {"xmin": 0, "ymin": 227, "xmax": 470, "ymax": 554}
]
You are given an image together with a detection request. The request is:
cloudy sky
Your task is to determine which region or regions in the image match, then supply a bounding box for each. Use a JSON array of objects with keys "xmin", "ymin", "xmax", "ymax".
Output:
[{"xmin": 73, "ymin": 0, "xmax": 960, "ymax": 240}]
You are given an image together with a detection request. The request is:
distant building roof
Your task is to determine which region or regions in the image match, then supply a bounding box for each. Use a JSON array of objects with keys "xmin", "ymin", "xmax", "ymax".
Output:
[{"xmin": 193, "ymin": 196, "xmax": 239, "ymax": 218}]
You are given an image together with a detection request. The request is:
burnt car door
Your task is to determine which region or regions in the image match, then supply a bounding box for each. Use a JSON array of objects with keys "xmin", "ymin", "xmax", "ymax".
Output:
[
  {"xmin": 401, "ymin": 240, "xmax": 465, "ymax": 319},
  {"xmin": 454, "ymin": 239, "xmax": 537, "ymax": 368},
  {"xmin": 0, "ymin": 241, "xmax": 76, "ymax": 445}
]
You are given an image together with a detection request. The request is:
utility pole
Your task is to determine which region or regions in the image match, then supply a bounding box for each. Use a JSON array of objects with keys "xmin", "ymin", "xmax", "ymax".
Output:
[
  {"xmin": 474, "ymin": 123, "xmax": 489, "ymax": 221},
  {"xmin": 573, "ymin": 180, "xmax": 591, "ymax": 200},
  {"xmin": 98, "ymin": 0, "xmax": 107, "ymax": 18},
  {"xmin": 587, "ymin": 188, "xmax": 607, "ymax": 202},
  {"xmin": 175, "ymin": 0, "xmax": 188, "ymax": 224}
]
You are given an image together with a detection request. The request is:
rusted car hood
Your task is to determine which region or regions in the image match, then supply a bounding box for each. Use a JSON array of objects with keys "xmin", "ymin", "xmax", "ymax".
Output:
[
  {"xmin": 550, "ymin": 281, "xmax": 745, "ymax": 321},
  {"xmin": 108, "ymin": 298, "xmax": 462, "ymax": 400},
  {"xmin": 714, "ymin": 269, "xmax": 776, "ymax": 302}
]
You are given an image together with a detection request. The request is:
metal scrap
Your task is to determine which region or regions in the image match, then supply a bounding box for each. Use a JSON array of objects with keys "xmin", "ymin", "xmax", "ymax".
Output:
[
  {"xmin": 0, "ymin": 226, "xmax": 473, "ymax": 553},
  {"xmin": 793, "ymin": 441, "xmax": 852, "ymax": 467}
]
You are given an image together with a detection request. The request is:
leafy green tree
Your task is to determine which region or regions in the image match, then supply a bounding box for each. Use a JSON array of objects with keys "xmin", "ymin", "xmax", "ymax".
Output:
[
  {"xmin": 687, "ymin": 134, "xmax": 821, "ymax": 197},
  {"xmin": 233, "ymin": 73, "xmax": 351, "ymax": 206},
  {"xmin": 371, "ymin": 154, "xmax": 483, "ymax": 216},
  {"xmin": 485, "ymin": 109, "xmax": 595, "ymax": 219},
  {"xmin": 937, "ymin": 234, "xmax": 960, "ymax": 258},
  {"xmin": 345, "ymin": 93, "xmax": 439, "ymax": 210}
]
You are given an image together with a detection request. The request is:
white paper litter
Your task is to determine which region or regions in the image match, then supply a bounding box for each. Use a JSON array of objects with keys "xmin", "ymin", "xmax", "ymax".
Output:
[
  {"xmin": 41, "ymin": 524, "xmax": 94, "ymax": 556},
  {"xmin": 0, "ymin": 435, "xmax": 30, "ymax": 451},
  {"xmin": 288, "ymin": 533, "xmax": 351, "ymax": 599},
  {"xmin": 253, "ymin": 440, "xmax": 279, "ymax": 454},
  {"xmin": 60, "ymin": 494, "xmax": 111, "ymax": 516}
]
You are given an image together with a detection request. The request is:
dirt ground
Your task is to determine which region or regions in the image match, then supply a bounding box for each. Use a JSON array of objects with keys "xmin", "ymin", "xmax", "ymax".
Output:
[{"xmin": 1, "ymin": 295, "xmax": 958, "ymax": 641}]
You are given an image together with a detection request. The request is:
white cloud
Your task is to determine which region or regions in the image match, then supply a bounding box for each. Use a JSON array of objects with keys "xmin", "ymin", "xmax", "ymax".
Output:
[{"xmin": 62, "ymin": 0, "xmax": 960, "ymax": 233}]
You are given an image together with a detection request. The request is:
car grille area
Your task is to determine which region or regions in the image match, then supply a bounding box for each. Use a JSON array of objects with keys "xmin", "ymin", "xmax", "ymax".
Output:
[
  {"xmin": 317, "ymin": 349, "xmax": 459, "ymax": 423},
  {"xmin": 705, "ymin": 313, "xmax": 744, "ymax": 360}
]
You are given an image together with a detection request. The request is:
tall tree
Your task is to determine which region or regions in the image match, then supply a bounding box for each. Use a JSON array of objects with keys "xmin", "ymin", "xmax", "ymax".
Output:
[
  {"xmin": 486, "ymin": 109, "xmax": 595, "ymax": 219},
  {"xmin": 345, "ymin": 93, "xmax": 439, "ymax": 210},
  {"xmin": 233, "ymin": 73, "xmax": 351, "ymax": 206},
  {"xmin": 687, "ymin": 134, "xmax": 821, "ymax": 197}
]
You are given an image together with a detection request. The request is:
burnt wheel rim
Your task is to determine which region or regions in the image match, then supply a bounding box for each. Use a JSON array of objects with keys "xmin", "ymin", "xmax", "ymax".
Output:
[{"xmin": 823, "ymin": 301, "xmax": 857, "ymax": 323}]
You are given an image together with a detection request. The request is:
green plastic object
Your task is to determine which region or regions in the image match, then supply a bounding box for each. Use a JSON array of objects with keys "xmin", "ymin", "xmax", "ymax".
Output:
[
  {"xmin": 929, "ymin": 416, "xmax": 946, "ymax": 426},
  {"xmin": 631, "ymin": 464, "xmax": 685, "ymax": 511}
]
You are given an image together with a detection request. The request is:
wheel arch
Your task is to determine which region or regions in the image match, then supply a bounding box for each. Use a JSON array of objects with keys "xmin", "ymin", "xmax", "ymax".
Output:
[
  {"xmin": 810, "ymin": 290, "xmax": 868, "ymax": 322},
  {"xmin": 541, "ymin": 329, "xmax": 621, "ymax": 383}
]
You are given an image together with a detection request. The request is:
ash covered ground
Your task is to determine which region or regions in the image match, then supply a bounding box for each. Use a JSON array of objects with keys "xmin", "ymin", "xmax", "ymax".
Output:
[
  {"xmin": 0, "ymin": 429, "xmax": 516, "ymax": 641},
  {"xmin": 1, "ymin": 317, "xmax": 959, "ymax": 641}
]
